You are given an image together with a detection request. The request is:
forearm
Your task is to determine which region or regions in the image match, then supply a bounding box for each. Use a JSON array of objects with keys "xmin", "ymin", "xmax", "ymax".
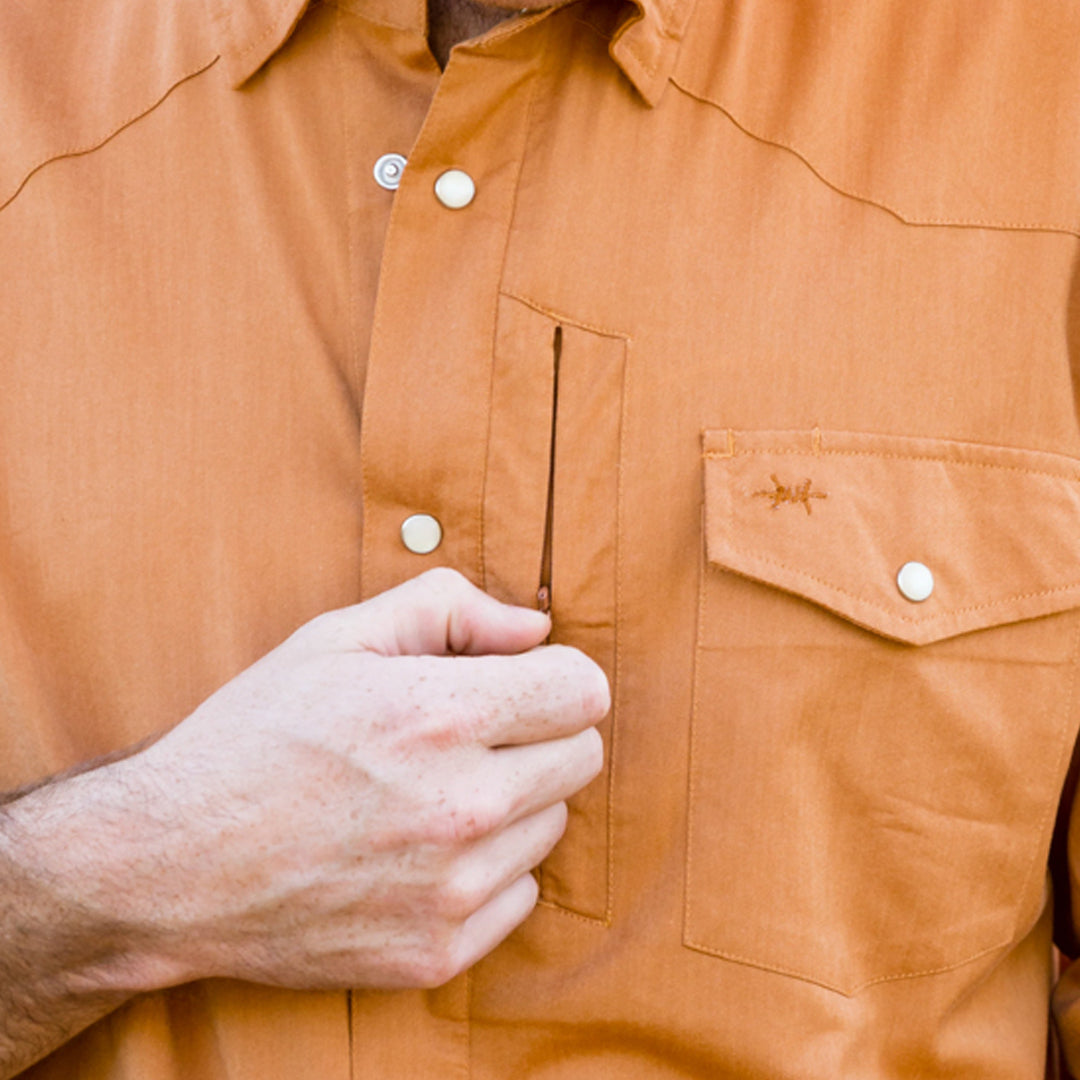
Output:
[
  {"xmin": 0, "ymin": 572, "xmax": 607, "ymax": 1074},
  {"xmin": 0, "ymin": 759, "xmax": 179, "ymax": 1078}
]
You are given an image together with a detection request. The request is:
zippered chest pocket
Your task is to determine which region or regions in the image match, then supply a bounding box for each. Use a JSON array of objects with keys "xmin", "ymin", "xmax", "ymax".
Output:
[
  {"xmin": 484, "ymin": 294, "xmax": 628, "ymax": 922},
  {"xmin": 685, "ymin": 429, "xmax": 1080, "ymax": 994}
]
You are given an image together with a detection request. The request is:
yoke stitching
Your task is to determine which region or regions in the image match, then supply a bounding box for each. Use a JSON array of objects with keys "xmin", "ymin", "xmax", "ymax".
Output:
[
  {"xmin": 670, "ymin": 77, "xmax": 1080, "ymax": 239},
  {"xmin": 0, "ymin": 55, "xmax": 219, "ymax": 216}
]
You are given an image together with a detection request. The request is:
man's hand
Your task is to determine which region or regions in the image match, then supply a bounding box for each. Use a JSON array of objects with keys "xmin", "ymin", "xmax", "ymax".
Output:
[{"xmin": 0, "ymin": 569, "xmax": 608, "ymax": 1074}]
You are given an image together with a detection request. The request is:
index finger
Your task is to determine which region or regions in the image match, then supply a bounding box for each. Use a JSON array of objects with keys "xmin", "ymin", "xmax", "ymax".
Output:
[{"xmin": 392, "ymin": 643, "xmax": 610, "ymax": 748}]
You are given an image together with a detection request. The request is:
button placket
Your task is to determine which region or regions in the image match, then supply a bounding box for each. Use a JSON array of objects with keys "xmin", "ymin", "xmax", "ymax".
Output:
[
  {"xmin": 433, "ymin": 168, "xmax": 476, "ymax": 208},
  {"xmin": 373, "ymin": 152, "xmax": 407, "ymax": 190},
  {"xmin": 357, "ymin": 33, "xmax": 548, "ymax": 600},
  {"xmin": 400, "ymin": 513, "xmax": 443, "ymax": 554}
]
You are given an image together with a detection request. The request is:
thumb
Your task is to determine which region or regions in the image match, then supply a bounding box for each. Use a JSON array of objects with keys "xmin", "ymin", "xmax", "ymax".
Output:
[{"xmin": 351, "ymin": 569, "xmax": 551, "ymax": 657}]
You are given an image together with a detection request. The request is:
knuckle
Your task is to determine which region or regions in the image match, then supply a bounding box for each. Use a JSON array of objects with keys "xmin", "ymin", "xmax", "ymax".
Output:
[
  {"xmin": 417, "ymin": 566, "xmax": 470, "ymax": 598},
  {"xmin": 402, "ymin": 944, "xmax": 460, "ymax": 990},
  {"xmin": 421, "ymin": 699, "xmax": 486, "ymax": 752},
  {"xmin": 424, "ymin": 792, "xmax": 507, "ymax": 848},
  {"xmin": 435, "ymin": 872, "xmax": 486, "ymax": 922}
]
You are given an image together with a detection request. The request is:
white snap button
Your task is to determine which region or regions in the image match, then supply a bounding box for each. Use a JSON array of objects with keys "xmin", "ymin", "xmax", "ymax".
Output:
[
  {"xmin": 896, "ymin": 561, "xmax": 934, "ymax": 603},
  {"xmin": 401, "ymin": 514, "xmax": 443, "ymax": 555},
  {"xmin": 434, "ymin": 169, "xmax": 476, "ymax": 209},
  {"xmin": 373, "ymin": 153, "xmax": 407, "ymax": 191}
]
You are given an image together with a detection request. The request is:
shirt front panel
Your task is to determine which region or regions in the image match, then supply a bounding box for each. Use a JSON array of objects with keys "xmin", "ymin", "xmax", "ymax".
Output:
[
  {"xmin": 6, "ymin": 1, "xmax": 1080, "ymax": 1078},
  {"xmin": 2, "ymin": 2, "xmax": 433, "ymax": 1076},
  {"xmin": 356, "ymin": 2, "xmax": 1080, "ymax": 1076}
]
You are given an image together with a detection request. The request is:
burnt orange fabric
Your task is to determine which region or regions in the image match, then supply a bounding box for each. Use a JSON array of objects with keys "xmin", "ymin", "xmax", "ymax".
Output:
[{"xmin": 6, "ymin": 0, "xmax": 1080, "ymax": 1075}]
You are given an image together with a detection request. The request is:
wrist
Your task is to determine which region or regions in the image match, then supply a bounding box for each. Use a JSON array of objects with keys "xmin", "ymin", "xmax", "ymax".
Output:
[{"xmin": 0, "ymin": 754, "xmax": 195, "ymax": 999}]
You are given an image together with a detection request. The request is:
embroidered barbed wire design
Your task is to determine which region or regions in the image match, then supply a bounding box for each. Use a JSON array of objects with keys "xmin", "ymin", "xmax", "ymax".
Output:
[{"xmin": 753, "ymin": 474, "xmax": 828, "ymax": 515}]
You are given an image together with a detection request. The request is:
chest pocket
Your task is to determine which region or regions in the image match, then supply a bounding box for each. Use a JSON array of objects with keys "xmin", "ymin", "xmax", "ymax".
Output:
[{"xmin": 685, "ymin": 429, "xmax": 1080, "ymax": 995}]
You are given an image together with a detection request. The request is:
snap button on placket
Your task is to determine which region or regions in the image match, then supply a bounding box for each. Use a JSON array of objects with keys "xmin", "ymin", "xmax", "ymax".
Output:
[
  {"xmin": 373, "ymin": 153, "xmax": 407, "ymax": 191},
  {"xmin": 434, "ymin": 169, "xmax": 476, "ymax": 208},
  {"xmin": 400, "ymin": 514, "xmax": 443, "ymax": 555}
]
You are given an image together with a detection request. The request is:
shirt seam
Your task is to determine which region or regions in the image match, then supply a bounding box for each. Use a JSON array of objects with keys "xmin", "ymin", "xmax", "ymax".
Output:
[
  {"xmin": 681, "ymin": 932, "xmax": 1011, "ymax": 996},
  {"xmin": 669, "ymin": 75, "xmax": 1080, "ymax": 239},
  {"xmin": 478, "ymin": 15, "xmax": 548, "ymax": 597},
  {"xmin": 499, "ymin": 291, "xmax": 630, "ymax": 342},
  {"xmin": 704, "ymin": 546, "xmax": 1080, "ymax": 627},
  {"xmin": 704, "ymin": 447, "xmax": 1080, "ymax": 484},
  {"xmin": 0, "ymin": 55, "xmax": 219, "ymax": 216}
]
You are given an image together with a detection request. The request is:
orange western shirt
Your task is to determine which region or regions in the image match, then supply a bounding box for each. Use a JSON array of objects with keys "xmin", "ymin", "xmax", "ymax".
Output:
[{"xmin": 6, "ymin": 0, "xmax": 1080, "ymax": 1075}]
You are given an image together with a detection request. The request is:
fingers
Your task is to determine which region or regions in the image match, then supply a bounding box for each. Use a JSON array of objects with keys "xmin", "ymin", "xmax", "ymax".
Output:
[
  {"xmin": 450, "ymin": 874, "xmax": 540, "ymax": 976},
  {"xmin": 449, "ymin": 801, "xmax": 567, "ymax": 917},
  {"xmin": 299, "ymin": 570, "xmax": 609, "ymax": 747},
  {"xmin": 446, "ymin": 803, "xmax": 573, "ymax": 974},
  {"xmin": 348, "ymin": 569, "xmax": 552, "ymax": 658},
  {"xmin": 489, "ymin": 728, "xmax": 605, "ymax": 824},
  {"xmin": 391, "ymin": 645, "xmax": 609, "ymax": 748}
]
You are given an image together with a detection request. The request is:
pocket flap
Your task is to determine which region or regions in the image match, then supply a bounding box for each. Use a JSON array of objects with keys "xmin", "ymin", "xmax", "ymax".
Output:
[{"xmin": 703, "ymin": 429, "xmax": 1080, "ymax": 645}]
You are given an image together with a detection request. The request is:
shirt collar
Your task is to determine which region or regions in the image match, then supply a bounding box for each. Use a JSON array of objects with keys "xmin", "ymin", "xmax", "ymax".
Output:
[
  {"xmin": 207, "ymin": 0, "xmax": 697, "ymax": 102},
  {"xmin": 204, "ymin": 0, "xmax": 312, "ymax": 88},
  {"xmin": 611, "ymin": 0, "xmax": 698, "ymax": 106}
]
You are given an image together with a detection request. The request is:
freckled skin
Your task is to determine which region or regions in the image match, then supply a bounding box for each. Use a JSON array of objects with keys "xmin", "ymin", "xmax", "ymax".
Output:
[{"xmin": 0, "ymin": 569, "xmax": 608, "ymax": 1076}]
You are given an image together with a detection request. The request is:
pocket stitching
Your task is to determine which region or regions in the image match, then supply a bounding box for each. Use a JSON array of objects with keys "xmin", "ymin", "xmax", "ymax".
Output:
[
  {"xmin": 704, "ymin": 445, "xmax": 1080, "ymax": 485},
  {"xmin": 706, "ymin": 444, "xmax": 1080, "ymax": 628},
  {"xmin": 687, "ymin": 437, "xmax": 1080, "ymax": 993},
  {"xmin": 680, "ymin": 931, "xmax": 1013, "ymax": 997},
  {"xmin": 705, "ymin": 546, "xmax": 1080, "ymax": 626}
]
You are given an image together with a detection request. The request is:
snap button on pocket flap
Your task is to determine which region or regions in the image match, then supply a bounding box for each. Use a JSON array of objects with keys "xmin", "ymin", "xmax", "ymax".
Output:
[{"xmin": 702, "ymin": 429, "xmax": 1080, "ymax": 645}]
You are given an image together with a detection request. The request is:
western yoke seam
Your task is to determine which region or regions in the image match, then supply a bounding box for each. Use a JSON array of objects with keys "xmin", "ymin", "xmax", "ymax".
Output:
[
  {"xmin": 0, "ymin": 55, "xmax": 220, "ymax": 216},
  {"xmin": 669, "ymin": 77, "xmax": 1080, "ymax": 240}
]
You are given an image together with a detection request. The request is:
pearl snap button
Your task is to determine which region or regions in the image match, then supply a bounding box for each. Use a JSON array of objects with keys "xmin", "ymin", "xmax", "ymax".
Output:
[
  {"xmin": 373, "ymin": 153, "xmax": 407, "ymax": 191},
  {"xmin": 896, "ymin": 561, "xmax": 934, "ymax": 603},
  {"xmin": 434, "ymin": 169, "xmax": 476, "ymax": 209},
  {"xmin": 400, "ymin": 514, "xmax": 443, "ymax": 555}
]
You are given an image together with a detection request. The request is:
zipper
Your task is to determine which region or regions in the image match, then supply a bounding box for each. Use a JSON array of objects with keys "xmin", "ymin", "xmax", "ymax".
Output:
[{"xmin": 537, "ymin": 325, "xmax": 562, "ymax": 615}]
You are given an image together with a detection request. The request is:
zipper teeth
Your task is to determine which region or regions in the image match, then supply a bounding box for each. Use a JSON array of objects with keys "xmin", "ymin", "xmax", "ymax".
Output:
[{"xmin": 538, "ymin": 325, "xmax": 562, "ymax": 614}]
